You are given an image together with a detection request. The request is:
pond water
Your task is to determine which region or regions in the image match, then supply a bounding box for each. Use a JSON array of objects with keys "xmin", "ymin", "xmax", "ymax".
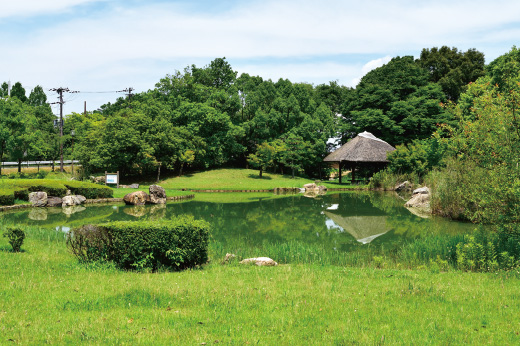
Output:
[{"xmin": 0, "ymin": 192, "xmax": 474, "ymax": 252}]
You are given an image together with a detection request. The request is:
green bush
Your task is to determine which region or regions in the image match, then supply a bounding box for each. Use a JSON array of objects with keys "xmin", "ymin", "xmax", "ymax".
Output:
[
  {"xmin": 3, "ymin": 227, "xmax": 25, "ymax": 252},
  {"xmin": 64, "ymin": 181, "xmax": 113, "ymax": 199},
  {"xmin": 0, "ymin": 189, "xmax": 16, "ymax": 205},
  {"xmin": 67, "ymin": 216, "xmax": 210, "ymax": 271},
  {"xmin": 456, "ymin": 228, "xmax": 519, "ymax": 272}
]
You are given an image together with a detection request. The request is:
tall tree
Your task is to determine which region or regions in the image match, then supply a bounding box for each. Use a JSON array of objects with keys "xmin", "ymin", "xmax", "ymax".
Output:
[
  {"xmin": 417, "ymin": 46, "xmax": 485, "ymax": 101},
  {"xmin": 10, "ymin": 82, "xmax": 27, "ymax": 103}
]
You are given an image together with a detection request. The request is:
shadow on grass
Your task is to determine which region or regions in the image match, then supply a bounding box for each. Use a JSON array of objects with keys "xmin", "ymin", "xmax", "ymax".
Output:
[
  {"xmin": 0, "ymin": 246, "xmax": 25, "ymax": 253},
  {"xmin": 247, "ymin": 174, "xmax": 272, "ymax": 180}
]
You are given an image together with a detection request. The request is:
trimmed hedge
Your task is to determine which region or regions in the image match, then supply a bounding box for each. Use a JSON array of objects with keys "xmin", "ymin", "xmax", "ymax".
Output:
[
  {"xmin": 67, "ymin": 216, "xmax": 210, "ymax": 271},
  {"xmin": 0, "ymin": 179, "xmax": 113, "ymax": 205}
]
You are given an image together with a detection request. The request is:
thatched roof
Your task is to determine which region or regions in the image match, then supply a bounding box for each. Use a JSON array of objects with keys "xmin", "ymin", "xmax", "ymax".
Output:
[
  {"xmin": 324, "ymin": 212, "xmax": 390, "ymax": 244},
  {"xmin": 324, "ymin": 131, "xmax": 395, "ymax": 163}
]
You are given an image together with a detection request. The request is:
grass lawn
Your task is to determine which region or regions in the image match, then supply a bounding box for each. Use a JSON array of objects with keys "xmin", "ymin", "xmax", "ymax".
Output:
[
  {"xmin": 159, "ymin": 168, "xmax": 365, "ymax": 191},
  {"xmin": 1, "ymin": 226, "xmax": 519, "ymax": 344}
]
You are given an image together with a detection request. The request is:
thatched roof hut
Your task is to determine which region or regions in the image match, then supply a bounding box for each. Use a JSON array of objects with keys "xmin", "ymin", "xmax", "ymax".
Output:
[{"xmin": 324, "ymin": 132, "xmax": 395, "ymax": 183}]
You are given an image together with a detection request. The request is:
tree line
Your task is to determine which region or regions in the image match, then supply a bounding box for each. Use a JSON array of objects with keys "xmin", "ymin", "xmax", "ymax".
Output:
[{"xmin": 0, "ymin": 46, "xmax": 490, "ymax": 178}]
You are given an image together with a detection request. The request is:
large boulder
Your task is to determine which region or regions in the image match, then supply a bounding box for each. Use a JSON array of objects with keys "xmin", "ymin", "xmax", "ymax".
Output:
[
  {"xmin": 62, "ymin": 195, "xmax": 86, "ymax": 207},
  {"xmin": 149, "ymin": 185, "xmax": 166, "ymax": 204},
  {"xmin": 46, "ymin": 197, "xmax": 63, "ymax": 207},
  {"xmin": 303, "ymin": 183, "xmax": 317, "ymax": 190},
  {"xmin": 405, "ymin": 186, "xmax": 431, "ymax": 208},
  {"xmin": 123, "ymin": 191, "xmax": 150, "ymax": 205},
  {"xmin": 29, "ymin": 191, "xmax": 48, "ymax": 207},
  {"xmin": 240, "ymin": 257, "xmax": 278, "ymax": 266}
]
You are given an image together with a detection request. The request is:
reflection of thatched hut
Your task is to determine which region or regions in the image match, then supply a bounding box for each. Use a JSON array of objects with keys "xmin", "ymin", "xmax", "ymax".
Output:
[
  {"xmin": 324, "ymin": 211, "xmax": 390, "ymax": 244},
  {"xmin": 324, "ymin": 132, "xmax": 395, "ymax": 183}
]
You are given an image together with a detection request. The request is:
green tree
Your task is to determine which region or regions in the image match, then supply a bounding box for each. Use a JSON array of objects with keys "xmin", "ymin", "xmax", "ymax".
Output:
[
  {"xmin": 248, "ymin": 142, "xmax": 276, "ymax": 178},
  {"xmin": 417, "ymin": 46, "xmax": 485, "ymax": 101},
  {"xmin": 10, "ymin": 82, "xmax": 27, "ymax": 103}
]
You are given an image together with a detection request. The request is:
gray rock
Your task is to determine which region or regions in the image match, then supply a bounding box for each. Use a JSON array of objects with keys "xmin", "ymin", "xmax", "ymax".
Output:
[
  {"xmin": 405, "ymin": 192, "xmax": 431, "ymax": 209},
  {"xmin": 240, "ymin": 257, "xmax": 278, "ymax": 266},
  {"xmin": 29, "ymin": 191, "xmax": 48, "ymax": 207},
  {"xmin": 123, "ymin": 191, "xmax": 150, "ymax": 205},
  {"xmin": 149, "ymin": 185, "xmax": 166, "ymax": 204},
  {"xmin": 46, "ymin": 197, "xmax": 63, "ymax": 207},
  {"xmin": 303, "ymin": 183, "xmax": 317, "ymax": 190},
  {"xmin": 62, "ymin": 195, "xmax": 86, "ymax": 207},
  {"xmin": 128, "ymin": 183, "xmax": 139, "ymax": 189},
  {"xmin": 413, "ymin": 187, "xmax": 430, "ymax": 195}
]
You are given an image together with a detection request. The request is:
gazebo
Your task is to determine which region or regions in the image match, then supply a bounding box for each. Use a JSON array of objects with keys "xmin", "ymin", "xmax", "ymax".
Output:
[{"xmin": 323, "ymin": 131, "xmax": 395, "ymax": 184}]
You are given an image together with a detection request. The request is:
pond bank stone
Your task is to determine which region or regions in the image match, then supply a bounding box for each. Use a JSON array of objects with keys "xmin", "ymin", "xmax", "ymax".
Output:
[
  {"xmin": 149, "ymin": 185, "xmax": 166, "ymax": 204},
  {"xmin": 62, "ymin": 195, "xmax": 86, "ymax": 207},
  {"xmin": 123, "ymin": 191, "xmax": 150, "ymax": 205},
  {"xmin": 29, "ymin": 191, "xmax": 48, "ymax": 207},
  {"xmin": 46, "ymin": 197, "xmax": 63, "ymax": 207}
]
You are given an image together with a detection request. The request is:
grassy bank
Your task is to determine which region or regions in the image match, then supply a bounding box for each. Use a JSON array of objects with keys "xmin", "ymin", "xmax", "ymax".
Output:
[
  {"xmin": 159, "ymin": 168, "xmax": 365, "ymax": 191},
  {"xmin": 1, "ymin": 225, "xmax": 519, "ymax": 344}
]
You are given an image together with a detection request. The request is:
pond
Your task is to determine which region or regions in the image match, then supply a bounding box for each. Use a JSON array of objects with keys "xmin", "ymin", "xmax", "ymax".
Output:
[{"xmin": 0, "ymin": 191, "xmax": 474, "ymax": 254}]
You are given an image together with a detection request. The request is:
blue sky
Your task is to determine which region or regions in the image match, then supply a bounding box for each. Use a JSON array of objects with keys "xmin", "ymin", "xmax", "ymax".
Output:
[{"xmin": 1, "ymin": 0, "xmax": 520, "ymax": 115}]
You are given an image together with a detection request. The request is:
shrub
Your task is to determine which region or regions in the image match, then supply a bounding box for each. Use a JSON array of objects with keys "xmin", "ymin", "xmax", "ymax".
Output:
[
  {"xmin": 67, "ymin": 216, "xmax": 210, "ymax": 271},
  {"xmin": 3, "ymin": 227, "xmax": 25, "ymax": 252},
  {"xmin": 456, "ymin": 228, "xmax": 520, "ymax": 272},
  {"xmin": 0, "ymin": 189, "xmax": 15, "ymax": 205},
  {"xmin": 64, "ymin": 181, "xmax": 113, "ymax": 199}
]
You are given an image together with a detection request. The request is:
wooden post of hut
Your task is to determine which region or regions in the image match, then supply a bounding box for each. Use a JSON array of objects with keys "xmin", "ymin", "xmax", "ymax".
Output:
[{"xmin": 323, "ymin": 132, "xmax": 395, "ymax": 185}]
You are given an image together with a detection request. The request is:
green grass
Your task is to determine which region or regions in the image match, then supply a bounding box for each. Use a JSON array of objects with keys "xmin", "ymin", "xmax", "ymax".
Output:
[
  {"xmin": 159, "ymin": 168, "xmax": 365, "ymax": 191},
  {"xmin": 2, "ymin": 225, "xmax": 520, "ymax": 344}
]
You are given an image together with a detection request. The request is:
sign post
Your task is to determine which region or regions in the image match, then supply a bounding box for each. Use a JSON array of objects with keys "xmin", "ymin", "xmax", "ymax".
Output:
[{"xmin": 105, "ymin": 171, "xmax": 119, "ymax": 188}]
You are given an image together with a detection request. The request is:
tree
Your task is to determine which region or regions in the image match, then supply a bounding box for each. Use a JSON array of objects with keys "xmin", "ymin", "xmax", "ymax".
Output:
[
  {"xmin": 28, "ymin": 85, "xmax": 48, "ymax": 106},
  {"xmin": 248, "ymin": 142, "xmax": 276, "ymax": 178},
  {"xmin": 341, "ymin": 56, "xmax": 453, "ymax": 145},
  {"xmin": 0, "ymin": 98, "xmax": 24, "ymax": 174},
  {"xmin": 10, "ymin": 82, "xmax": 27, "ymax": 103},
  {"xmin": 417, "ymin": 46, "xmax": 485, "ymax": 101}
]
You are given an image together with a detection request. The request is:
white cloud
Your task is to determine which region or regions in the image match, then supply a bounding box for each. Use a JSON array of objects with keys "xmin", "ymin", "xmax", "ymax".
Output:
[
  {"xmin": 2, "ymin": 0, "xmax": 520, "ymax": 112},
  {"xmin": 0, "ymin": 0, "xmax": 107, "ymax": 18},
  {"xmin": 351, "ymin": 56, "xmax": 392, "ymax": 86}
]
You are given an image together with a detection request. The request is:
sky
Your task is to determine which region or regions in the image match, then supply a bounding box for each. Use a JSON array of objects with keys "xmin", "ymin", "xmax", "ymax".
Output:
[{"xmin": 1, "ymin": 0, "xmax": 520, "ymax": 116}]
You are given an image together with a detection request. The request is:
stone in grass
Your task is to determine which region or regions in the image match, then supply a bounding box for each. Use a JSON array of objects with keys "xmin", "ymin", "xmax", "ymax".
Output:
[
  {"xmin": 123, "ymin": 191, "xmax": 150, "ymax": 205},
  {"xmin": 221, "ymin": 253, "xmax": 236, "ymax": 264},
  {"xmin": 29, "ymin": 191, "xmax": 48, "ymax": 207},
  {"xmin": 240, "ymin": 257, "xmax": 278, "ymax": 266},
  {"xmin": 149, "ymin": 185, "xmax": 166, "ymax": 204}
]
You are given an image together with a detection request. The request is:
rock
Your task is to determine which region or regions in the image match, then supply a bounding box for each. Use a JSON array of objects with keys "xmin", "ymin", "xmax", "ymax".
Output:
[
  {"xmin": 221, "ymin": 253, "xmax": 236, "ymax": 264},
  {"xmin": 395, "ymin": 181, "xmax": 413, "ymax": 192},
  {"xmin": 303, "ymin": 183, "xmax": 317, "ymax": 190},
  {"xmin": 149, "ymin": 185, "xmax": 166, "ymax": 204},
  {"xmin": 318, "ymin": 185, "xmax": 327, "ymax": 191},
  {"xmin": 240, "ymin": 257, "xmax": 278, "ymax": 266},
  {"xmin": 46, "ymin": 196, "xmax": 63, "ymax": 207},
  {"xmin": 29, "ymin": 191, "xmax": 48, "ymax": 207},
  {"xmin": 123, "ymin": 191, "xmax": 150, "ymax": 205},
  {"xmin": 28, "ymin": 208, "xmax": 48, "ymax": 220},
  {"xmin": 90, "ymin": 176, "xmax": 105, "ymax": 184},
  {"xmin": 62, "ymin": 195, "xmax": 86, "ymax": 207},
  {"xmin": 405, "ymin": 190, "xmax": 431, "ymax": 209},
  {"xmin": 413, "ymin": 187, "xmax": 430, "ymax": 195},
  {"xmin": 128, "ymin": 183, "xmax": 139, "ymax": 189}
]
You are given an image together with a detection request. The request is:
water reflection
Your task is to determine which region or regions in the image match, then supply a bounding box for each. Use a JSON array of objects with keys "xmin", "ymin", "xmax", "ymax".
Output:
[{"xmin": 0, "ymin": 192, "xmax": 474, "ymax": 253}]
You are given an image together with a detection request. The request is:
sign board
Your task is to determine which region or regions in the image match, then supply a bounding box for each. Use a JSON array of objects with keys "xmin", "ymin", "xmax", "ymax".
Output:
[{"xmin": 105, "ymin": 171, "xmax": 119, "ymax": 188}]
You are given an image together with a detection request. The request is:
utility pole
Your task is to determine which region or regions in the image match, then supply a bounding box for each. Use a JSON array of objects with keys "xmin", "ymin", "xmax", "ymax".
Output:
[
  {"xmin": 123, "ymin": 87, "xmax": 134, "ymax": 108},
  {"xmin": 50, "ymin": 87, "xmax": 79, "ymax": 172}
]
